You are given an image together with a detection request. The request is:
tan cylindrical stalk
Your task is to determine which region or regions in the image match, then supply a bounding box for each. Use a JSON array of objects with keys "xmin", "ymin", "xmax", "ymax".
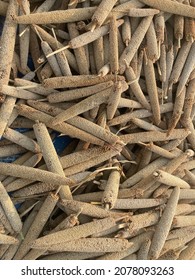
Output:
[{"xmin": 148, "ymin": 187, "xmax": 180, "ymax": 259}]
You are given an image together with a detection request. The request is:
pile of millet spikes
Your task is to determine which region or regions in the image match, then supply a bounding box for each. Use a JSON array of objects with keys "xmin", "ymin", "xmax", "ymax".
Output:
[{"xmin": 0, "ymin": 0, "xmax": 195, "ymax": 260}]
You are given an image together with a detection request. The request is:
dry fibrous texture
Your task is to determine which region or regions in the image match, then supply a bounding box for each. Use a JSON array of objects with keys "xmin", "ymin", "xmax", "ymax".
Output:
[{"xmin": 0, "ymin": 0, "xmax": 195, "ymax": 261}]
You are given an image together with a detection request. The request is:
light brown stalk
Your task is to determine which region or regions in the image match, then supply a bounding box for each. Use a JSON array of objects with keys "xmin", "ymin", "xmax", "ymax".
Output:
[
  {"xmin": 138, "ymin": 0, "xmax": 195, "ymax": 18},
  {"xmin": 153, "ymin": 170, "xmax": 190, "ymax": 189},
  {"xmin": 0, "ymin": 0, "xmax": 18, "ymax": 102},
  {"xmin": 16, "ymin": 104, "xmax": 105, "ymax": 146},
  {"xmin": 144, "ymin": 58, "xmax": 161, "ymax": 125},
  {"xmin": 59, "ymin": 199, "xmax": 110, "ymax": 218},
  {"xmin": 0, "ymin": 181, "xmax": 22, "ymax": 233},
  {"xmin": 167, "ymin": 86, "xmax": 186, "ymax": 135},
  {"xmin": 119, "ymin": 16, "xmax": 153, "ymax": 74},
  {"xmin": 176, "ymin": 42, "xmax": 195, "ymax": 96},
  {"xmin": 44, "ymin": 238, "xmax": 132, "ymax": 253},
  {"xmin": 43, "ymin": 74, "xmax": 124, "ymax": 88},
  {"xmin": 128, "ymin": 8, "xmax": 159, "ymax": 17},
  {"xmin": 41, "ymin": 41, "xmax": 63, "ymax": 77},
  {"xmin": 3, "ymin": 127, "xmax": 41, "ymax": 154},
  {"xmin": 13, "ymin": 193, "xmax": 59, "ymax": 260},
  {"xmin": 0, "ymin": 162, "xmax": 73, "ymax": 186},
  {"xmin": 109, "ymin": 15, "xmax": 118, "ymax": 74},
  {"xmin": 50, "ymin": 86, "xmax": 113, "ymax": 124},
  {"xmin": 31, "ymin": 217, "xmax": 116, "ymax": 249},
  {"xmin": 33, "ymin": 122, "xmax": 72, "ymax": 200},
  {"xmin": 67, "ymin": 22, "xmax": 89, "ymax": 75},
  {"xmin": 148, "ymin": 187, "xmax": 180, "ymax": 259},
  {"xmin": 27, "ymin": 100, "xmax": 121, "ymax": 146},
  {"xmin": 102, "ymin": 159, "xmax": 121, "ymax": 209},
  {"xmin": 15, "ymin": 7, "xmax": 96, "ymax": 24},
  {"xmin": 0, "ymin": 234, "xmax": 19, "ymax": 245},
  {"xmin": 120, "ymin": 129, "xmax": 190, "ymax": 145},
  {"xmin": 146, "ymin": 21, "xmax": 159, "ymax": 62},
  {"xmin": 122, "ymin": 16, "xmax": 131, "ymax": 46},
  {"xmin": 0, "ymin": 97, "xmax": 16, "ymax": 138},
  {"xmin": 91, "ymin": 0, "xmax": 117, "ymax": 30},
  {"xmin": 125, "ymin": 66, "xmax": 151, "ymax": 110}
]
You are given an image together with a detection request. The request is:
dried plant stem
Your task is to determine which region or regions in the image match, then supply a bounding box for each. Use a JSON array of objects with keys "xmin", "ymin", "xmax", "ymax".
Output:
[
  {"xmin": 5, "ymin": 154, "xmax": 42, "ymax": 192},
  {"xmin": 169, "ymin": 40, "xmax": 192, "ymax": 85},
  {"xmin": 108, "ymin": 103, "xmax": 173, "ymax": 126},
  {"xmin": 0, "ymin": 97, "xmax": 16, "ymax": 138},
  {"xmin": 176, "ymin": 42, "xmax": 195, "ymax": 96},
  {"xmin": 148, "ymin": 186, "xmax": 180, "ymax": 259},
  {"xmin": 16, "ymin": 104, "xmax": 105, "ymax": 146},
  {"xmin": 128, "ymin": 8, "xmax": 159, "ymax": 17},
  {"xmin": 114, "ymin": 198, "xmax": 165, "ymax": 210},
  {"xmin": 41, "ymin": 41, "xmax": 62, "ymax": 77},
  {"xmin": 178, "ymin": 238, "xmax": 195, "ymax": 260},
  {"xmin": 102, "ymin": 159, "xmax": 120, "ymax": 209},
  {"xmin": 43, "ymin": 74, "xmax": 124, "ymax": 88},
  {"xmin": 144, "ymin": 58, "xmax": 161, "ymax": 125},
  {"xmin": 48, "ymin": 80, "xmax": 113, "ymax": 103},
  {"xmin": 46, "ymin": 238, "xmax": 132, "ymax": 253},
  {"xmin": 120, "ymin": 129, "xmax": 190, "ymax": 145},
  {"xmin": 0, "ymin": 0, "xmax": 18, "ymax": 102},
  {"xmin": 173, "ymin": 216, "xmax": 195, "ymax": 228},
  {"xmin": 91, "ymin": 0, "xmax": 117, "ymax": 30},
  {"xmin": 121, "ymin": 157, "xmax": 169, "ymax": 188},
  {"xmin": 47, "ymin": 20, "xmax": 123, "ymax": 57},
  {"xmin": 33, "ymin": 122, "xmax": 72, "ymax": 200},
  {"xmin": 0, "ymin": 162, "xmax": 73, "ymax": 186},
  {"xmin": 15, "ymin": 7, "xmax": 96, "ymax": 24},
  {"xmin": 125, "ymin": 66, "xmax": 151, "ymax": 110},
  {"xmin": 59, "ymin": 199, "xmax": 110, "ymax": 218},
  {"xmin": 31, "ymin": 217, "xmax": 116, "ymax": 249},
  {"xmin": 137, "ymin": 238, "xmax": 151, "ymax": 260},
  {"xmin": 50, "ymin": 87, "xmax": 112, "ymax": 124},
  {"xmin": 3, "ymin": 127, "xmax": 40, "ymax": 154},
  {"xmin": 167, "ymin": 86, "xmax": 186, "ymax": 135},
  {"xmin": 146, "ymin": 21, "xmax": 158, "ymax": 62},
  {"xmin": 0, "ymin": 234, "xmax": 18, "ymax": 245},
  {"xmin": 109, "ymin": 15, "xmax": 119, "ymax": 73},
  {"xmin": 1, "ymin": 85, "xmax": 42, "ymax": 100},
  {"xmin": 13, "ymin": 193, "xmax": 59, "ymax": 260},
  {"xmin": 153, "ymin": 170, "xmax": 190, "ymax": 188},
  {"xmin": 67, "ymin": 22, "xmax": 89, "ymax": 75},
  {"xmin": 138, "ymin": 0, "xmax": 195, "ymax": 18},
  {"xmin": 97, "ymin": 231, "xmax": 153, "ymax": 260},
  {"xmin": 119, "ymin": 16, "xmax": 153, "ymax": 74},
  {"xmin": 0, "ymin": 181, "xmax": 22, "ymax": 233},
  {"xmin": 27, "ymin": 100, "xmax": 121, "ymax": 146}
]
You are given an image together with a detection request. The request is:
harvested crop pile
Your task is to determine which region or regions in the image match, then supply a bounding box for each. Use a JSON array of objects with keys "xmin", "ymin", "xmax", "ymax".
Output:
[{"xmin": 0, "ymin": 0, "xmax": 195, "ymax": 260}]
